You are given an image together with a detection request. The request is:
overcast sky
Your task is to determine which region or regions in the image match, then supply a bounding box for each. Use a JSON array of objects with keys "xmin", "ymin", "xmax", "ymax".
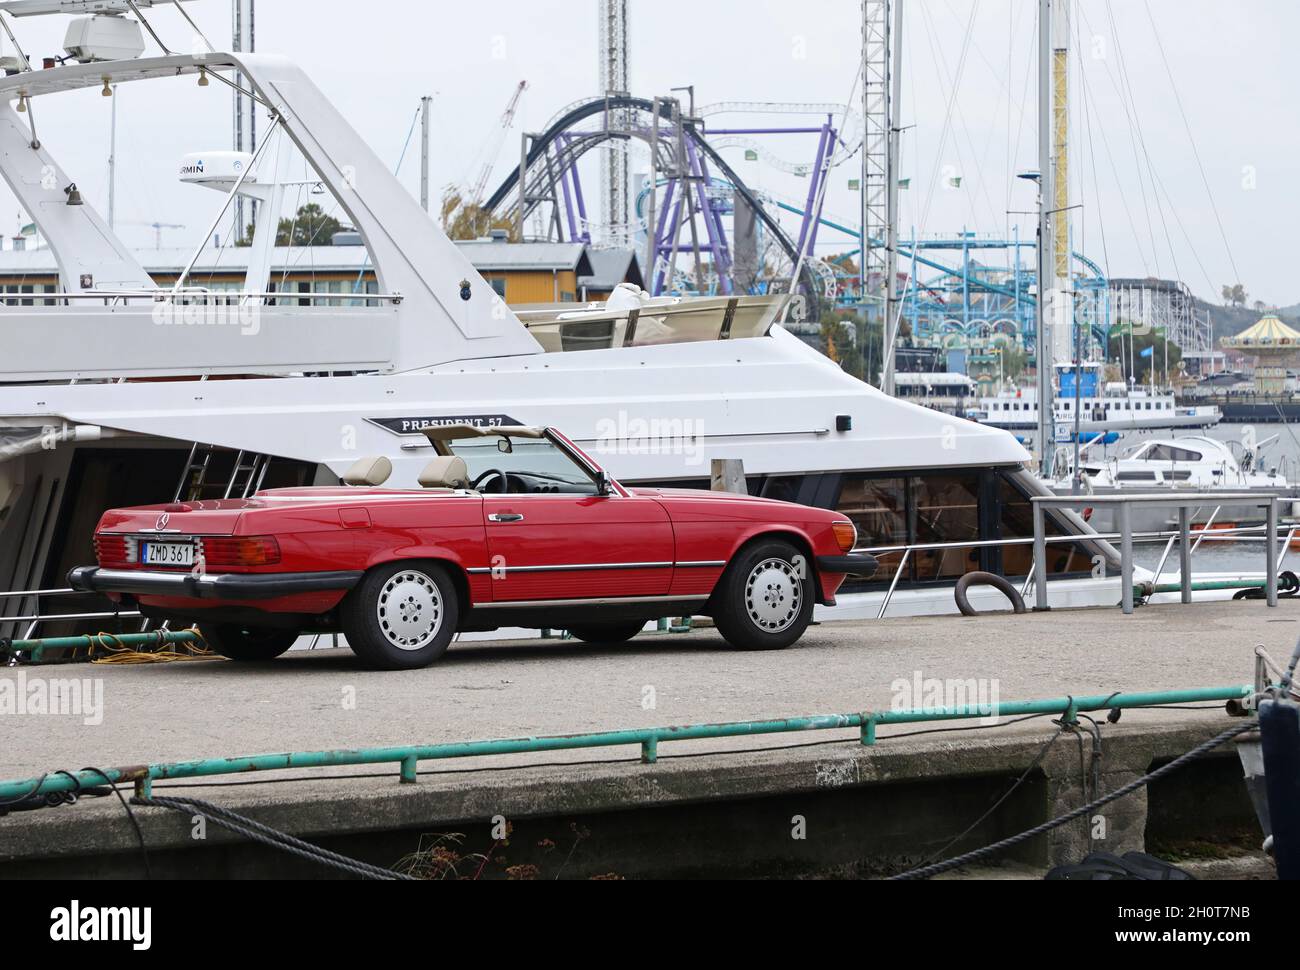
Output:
[{"xmin": 1, "ymin": 0, "xmax": 1293, "ymax": 305}]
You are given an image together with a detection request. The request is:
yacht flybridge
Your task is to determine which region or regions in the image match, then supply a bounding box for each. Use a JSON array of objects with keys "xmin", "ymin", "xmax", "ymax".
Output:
[{"xmin": 0, "ymin": 4, "xmax": 1121, "ymax": 635}]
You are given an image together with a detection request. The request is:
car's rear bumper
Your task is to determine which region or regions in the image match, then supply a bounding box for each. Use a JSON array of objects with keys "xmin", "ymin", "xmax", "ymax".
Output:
[
  {"xmin": 68, "ymin": 566, "xmax": 364, "ymax": 601},
  {"xmin": 816, "ymin": 553, "xmax": 879, "ymax": 577}
]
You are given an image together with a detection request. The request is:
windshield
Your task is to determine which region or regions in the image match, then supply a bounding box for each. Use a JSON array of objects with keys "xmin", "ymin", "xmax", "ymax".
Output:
[{"xmin": 447, "ymin": 436, "xmax": 600, "ymax": 495}]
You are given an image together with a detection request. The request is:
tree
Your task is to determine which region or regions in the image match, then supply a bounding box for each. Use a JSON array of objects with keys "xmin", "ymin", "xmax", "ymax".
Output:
[
  {"xmin": 241, "ymin": 202, "xmax": 343, "ymax": 248},
  {"xmin": 816, "ymin": 308, "xmax": 880, "ymax": 382},
  {"xmin": 1108, "ymin": 330, "xmax": 1182, "ymax": 383},
  {"xmin": 440, "ymin": 187, "xmax": 518, "ymax": 241},
  {"xmin": 1221, "ymin": 283, "xmax": 1248, "ymax": 308},
  {"xmin": 997, "ymin": 343, "xmax": 1029, "ymax": 380}
]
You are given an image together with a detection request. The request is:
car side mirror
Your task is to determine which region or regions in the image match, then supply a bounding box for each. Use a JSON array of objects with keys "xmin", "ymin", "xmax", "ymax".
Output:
[{"xmin": 596, "ymin": 472, "xmax": 615, "ymax": 496}]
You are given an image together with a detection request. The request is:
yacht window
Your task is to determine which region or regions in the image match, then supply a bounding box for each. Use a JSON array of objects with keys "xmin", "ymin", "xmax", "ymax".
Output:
[
  {"xmin": 836, "ymin": 477, "xmax": 908, "ymax": 579},
  {"xmin": 760, "ymin": 476, "xmax": 805, "ymax": 504},
  {"xmin": 833, "ymin": 471, "xmax": 1092, "ymax": 586},
  {"xmin": 1147, "ymin": 445, "xmax": 1202, "ymax": 462},
  {"xmin": 912, "ymin": 475, "xmax": 981, "ymax": 580},
  {"xmin": 995, "ymin": 476, "xmax": 1090, "ymax": 577}
]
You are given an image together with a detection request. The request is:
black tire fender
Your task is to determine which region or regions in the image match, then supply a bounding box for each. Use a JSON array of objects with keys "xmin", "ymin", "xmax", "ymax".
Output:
[{"xmin": 954, "ymin": 571, "xmax": 1027, "ymax": 617}]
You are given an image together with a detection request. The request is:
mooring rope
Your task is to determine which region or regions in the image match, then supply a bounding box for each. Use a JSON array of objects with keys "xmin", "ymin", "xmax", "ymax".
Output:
[
  {"xmin": 131, "ymin": 795, "xmax": 418, "ymax": 881},
  {"xmin": 889, "ymin": 721, "xmax": 1257, "ymax": 880}
]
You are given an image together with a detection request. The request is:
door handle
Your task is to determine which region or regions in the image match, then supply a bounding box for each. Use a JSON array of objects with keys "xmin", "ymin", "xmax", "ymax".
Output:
[{"xmin": 489, "ymin": 513, "xmax": 525, "ymax": 523}]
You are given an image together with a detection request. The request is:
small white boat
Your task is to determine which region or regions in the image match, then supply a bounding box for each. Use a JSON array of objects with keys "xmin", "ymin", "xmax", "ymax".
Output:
[{"xmin": 1052, "ymin": 435, "xmax": 1298, "ymax": 534}]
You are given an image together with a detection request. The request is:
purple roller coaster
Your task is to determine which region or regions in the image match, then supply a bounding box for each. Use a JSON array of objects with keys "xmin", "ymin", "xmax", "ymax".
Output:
[{"xmin": 483, "ymin": 95, "xmax": 859, "ymax": 309}]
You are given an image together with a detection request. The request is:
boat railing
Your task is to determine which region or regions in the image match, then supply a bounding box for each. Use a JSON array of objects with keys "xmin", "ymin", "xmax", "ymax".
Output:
[
  {"xmin": 0, "ymin": 585, "xmax": 144, "ymax": 646},
  {"xmin": 1030, "ymin": 494, "xmax": 1283, "ymax": 616},
  {"xmin": 5, "ymin": 290, "xmax": 406, "ymax": 308},
  {"xmin": 861, "ymin": 512, "xmax": 1295, "ymax": 620}
]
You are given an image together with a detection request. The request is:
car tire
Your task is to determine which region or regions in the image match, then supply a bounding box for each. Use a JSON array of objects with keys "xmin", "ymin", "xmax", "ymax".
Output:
[
  {"xmin": 713, "ymin": 539, "xmax": 814, "ymax": 651},
  {"xmin": 198, "ymin": 623, "xmax": 298, "ymax": 662},
  {"xmin": 341, "ymin": 561, "xmax": 459, "ymax": 670},
  {"xmin": 566, "ymin": 620, "xmax": 647, "ymax": 644}
]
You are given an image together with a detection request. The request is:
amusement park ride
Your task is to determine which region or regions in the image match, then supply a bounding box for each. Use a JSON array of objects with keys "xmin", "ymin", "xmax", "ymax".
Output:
[
  {"xmin": 469, "ymin": 0, "xmax": 1118, "ymax": 383},
  {"xmin": 477, "ymin": 88, "xmax": 1112, "ymax": 368}
]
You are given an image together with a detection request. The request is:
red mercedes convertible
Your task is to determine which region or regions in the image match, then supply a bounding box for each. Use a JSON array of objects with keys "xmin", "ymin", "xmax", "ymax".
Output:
[{"xmin": 71, "ymin": 425, "xmax": 874, "ymax": 670}]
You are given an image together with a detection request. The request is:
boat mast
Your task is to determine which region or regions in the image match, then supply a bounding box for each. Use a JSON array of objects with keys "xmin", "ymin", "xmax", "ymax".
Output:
[
  {"xmin": 232, "ymin": 0, "xmax": 255, "ymax": 242},
  {"xmin": 107, "ymin": 82, "xmax": 116, "ymax": 229},
  {"xmin": 420, "ymin": 95, "xmax": 432, "ymax": 212},
  {"xmin": 1035, "ymin": 0, "xmax": 1056, "ymax": 474}
]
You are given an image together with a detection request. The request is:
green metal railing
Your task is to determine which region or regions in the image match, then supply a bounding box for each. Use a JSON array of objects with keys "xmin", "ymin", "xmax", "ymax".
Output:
[
  {"xmin": 0, "ymin": 630, "xmax": 205, "ymax": 663},
  {"xmin": 0, "ymin": 685, "xmax": 1252, "ymax": 802}
]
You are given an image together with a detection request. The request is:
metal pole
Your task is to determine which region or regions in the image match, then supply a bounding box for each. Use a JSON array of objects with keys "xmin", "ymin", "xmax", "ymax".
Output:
[
  {"xmin": 419, "ymin": 95, "xmax": 431, "ymax": 212},
  {"xmin": 1071, "ymin": 292, "xmax": 1082, "ymax": 492},
  {"xmin": 1179, "ymin": 506, "xmax": 1192, "ymax": 604},
  {"xmin": 1267, "ymin": 499, "xmax": 1279, "ymax": 607},
  {"xmin": 517, "ymin": 132, "xmax": 528, "ymax": 241},
  {"xmin": 1036, "ymin": 0, "xmax": 1055, "ymax": 476},
  {"xmin": 107, "ymin": 84, "xmax": 117, "ymax": 229},
  {"xmin": 647, "ymin": 99, "xmax": 660, "ymax": 285},
  {"xmin": 1033, "ymin": 503, "xmax": 1048, "ymax": 611},
  {"xmin": 1119, "ymin": 500, "xmax": 1133, "ymax": 615}
]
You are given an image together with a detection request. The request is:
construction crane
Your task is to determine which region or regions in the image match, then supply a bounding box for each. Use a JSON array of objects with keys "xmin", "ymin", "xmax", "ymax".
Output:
[
  {"xmin": 120, "ymin": 221, "xmax": 186, "ymax": 249},
  {"xmin": 467, "ymin": 80, "xmax": 528, "ymax": 207}
]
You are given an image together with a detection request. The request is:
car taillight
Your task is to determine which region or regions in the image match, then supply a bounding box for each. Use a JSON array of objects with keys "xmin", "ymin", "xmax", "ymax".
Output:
[
  {"xmin": 94, "ymin": 533, "xmax": 129, "ymax": 566},
  {"xmin": 200, "ymin": 536, "xmax": 281, "ymax": 567},
  {"xmin": 832, "ymin": 520, "xmax": 858, "ymax": 553}
]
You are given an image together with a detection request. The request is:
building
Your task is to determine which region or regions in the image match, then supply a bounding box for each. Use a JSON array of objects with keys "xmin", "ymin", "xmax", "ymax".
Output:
[
  {"xmin": 0, "ymin": 238, "xmax": 637, "ymax": 308},
  {"xmin": 454, "ymin": 239, "xmax": 593, "ymax": 304},
  {"xmin": 578, "ymin": 248, "xmax": 643, "ymax": 301}
]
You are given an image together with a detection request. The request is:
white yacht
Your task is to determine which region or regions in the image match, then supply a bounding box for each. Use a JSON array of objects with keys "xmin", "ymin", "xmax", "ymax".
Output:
[
  {"xmin": 0, "ymin": 6, "xmax": 1156, "ymax": 638},
  {"xmin": 977, "ymin": 363, "xmax": 1221, "ymax": 434}
]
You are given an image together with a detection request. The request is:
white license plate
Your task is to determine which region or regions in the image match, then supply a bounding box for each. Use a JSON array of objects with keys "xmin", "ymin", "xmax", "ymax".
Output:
[{"xmin": 141, "ymin": 541, "xmax": 195, "ymax": 566}]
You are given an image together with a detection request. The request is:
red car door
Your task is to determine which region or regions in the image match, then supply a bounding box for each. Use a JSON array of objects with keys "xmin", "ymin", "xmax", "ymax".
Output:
[{"xmin": 481, "ymin": 494, "xmax": 675, "ymax": 603}]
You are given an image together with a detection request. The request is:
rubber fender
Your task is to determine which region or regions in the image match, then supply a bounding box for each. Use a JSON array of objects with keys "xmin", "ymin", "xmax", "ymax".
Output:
[
  {"xmin": 954, "ymin": 571, "xmax": 1028, "ymax": 617},
  {"xmin": 1259, "ymin": 698, "xmax": 1300, "ymax": 880}
]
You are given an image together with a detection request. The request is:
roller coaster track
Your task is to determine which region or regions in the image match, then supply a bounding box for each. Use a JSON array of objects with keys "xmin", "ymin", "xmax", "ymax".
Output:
[{"xmin": 483, "ymin": 96, "xmax": 822, "ymax": 306}]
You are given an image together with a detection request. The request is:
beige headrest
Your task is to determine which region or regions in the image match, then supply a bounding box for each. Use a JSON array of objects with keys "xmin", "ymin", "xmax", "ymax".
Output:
[
  {"xmin": 342, "ymin": 455, "xmax": 393, "ymax": 487},
  {"xmin": 418, "ymin": 455, "xmax": 469, "ymax": 489}
]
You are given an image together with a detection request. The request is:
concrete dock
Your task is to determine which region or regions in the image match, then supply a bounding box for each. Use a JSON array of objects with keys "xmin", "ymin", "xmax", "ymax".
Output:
[{"xmin": 1, "ymin": 600, "xmax": 1288, "ymax": 878}]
